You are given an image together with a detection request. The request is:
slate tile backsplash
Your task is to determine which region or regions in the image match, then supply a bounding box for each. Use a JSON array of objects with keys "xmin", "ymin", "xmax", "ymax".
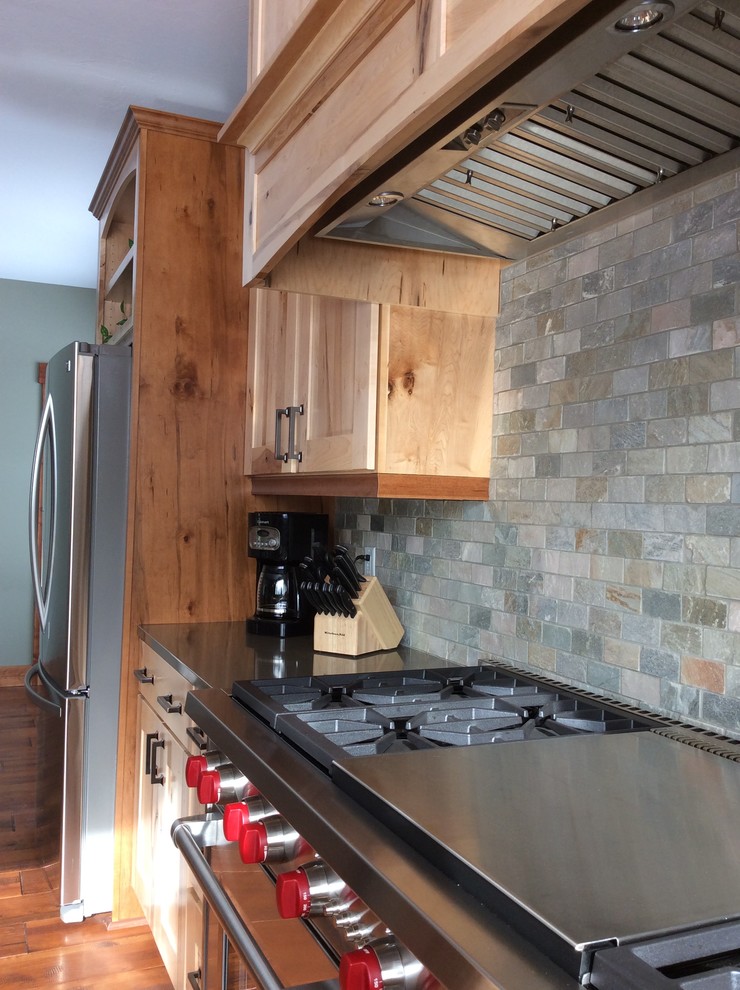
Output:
[{"xmin": 336, "ymin": 162, "xmax": 740, "ymax": 738}]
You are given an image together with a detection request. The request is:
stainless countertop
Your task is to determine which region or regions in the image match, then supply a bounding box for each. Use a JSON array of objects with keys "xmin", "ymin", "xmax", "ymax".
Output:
[
  {"xmin": 334, "ymin": 731, "xmax": 740, "ymax": 970},
  {"xmin": 140, "ymin": 621, "xmax": 459, "ymax": 694}
]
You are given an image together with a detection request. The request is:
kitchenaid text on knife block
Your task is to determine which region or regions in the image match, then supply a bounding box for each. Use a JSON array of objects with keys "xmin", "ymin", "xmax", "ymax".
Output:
[{"xmin": 313, "ymin": 577, "xmax": 403, "ymax": 656}]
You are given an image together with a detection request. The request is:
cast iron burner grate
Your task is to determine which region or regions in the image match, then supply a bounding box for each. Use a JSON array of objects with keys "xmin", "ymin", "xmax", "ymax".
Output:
[
  {"xmin": 231, "ymin": 666, "xmax": 654, "ymax": 770},
  {"xmin": 233, "ymin": 672, "xmax": 458, "ymax": 726}
]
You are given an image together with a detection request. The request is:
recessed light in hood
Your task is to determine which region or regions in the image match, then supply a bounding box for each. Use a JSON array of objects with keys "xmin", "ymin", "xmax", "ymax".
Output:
[
  {"xmin": 613, "ymin": 1, "xmax": 675, "ymax": 32},
  {"xmin": 368, "ymin": 191, "xmax": 404, "ymax": 207}
]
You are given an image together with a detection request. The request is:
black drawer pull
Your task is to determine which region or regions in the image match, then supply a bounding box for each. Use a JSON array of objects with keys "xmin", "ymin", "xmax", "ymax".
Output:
[
  {"xmin": 133, "ymin": 667, "xmax": 154, "ymax": 684},
  {"xmin": 144, "ymin": 731, "xmax": 159, "ymax": 777},
  {"xmin": 187, "ymin": 725, "xmax": 208, "ymax": 751},
  {"xmin": 157, "ymin": 693, "xmax": 182, "ymax": 715},
  {"xmin": 150, "ymin": 737, "xmax": 165, "ymax": 786}
]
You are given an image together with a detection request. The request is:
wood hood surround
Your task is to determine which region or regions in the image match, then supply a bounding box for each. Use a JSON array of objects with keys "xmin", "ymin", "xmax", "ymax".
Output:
[{"xmin": 219, "ymin": 0, "xmax": 595, "ymax": 285}]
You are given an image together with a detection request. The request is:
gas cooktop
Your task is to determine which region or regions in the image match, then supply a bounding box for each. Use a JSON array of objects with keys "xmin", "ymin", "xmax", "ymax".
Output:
[{"xmin": 231, "ymin": 665, "xmax": 656, "ymax": 771}]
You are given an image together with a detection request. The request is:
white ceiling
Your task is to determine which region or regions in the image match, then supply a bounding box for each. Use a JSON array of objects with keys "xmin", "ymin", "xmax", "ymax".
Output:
[{"xmin": 1, "ymin": 0, "xmax": 248, "ymax": 289}]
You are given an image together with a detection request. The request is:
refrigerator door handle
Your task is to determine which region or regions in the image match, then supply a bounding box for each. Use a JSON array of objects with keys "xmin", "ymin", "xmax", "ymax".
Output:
[
  {"xmin": 25, "ymin": 663, "xmax": 62, "ymax": 715},
  {"xmin": 25, "ymin": 662, "xmax": 89, "ymax": 717},
  {"xmin": 29, "ymin": 393, "xmax": 57, "ymax": 631},
  {"xmin": 38, "ymin": 659, "xmax": 89, "ymax": 701}
]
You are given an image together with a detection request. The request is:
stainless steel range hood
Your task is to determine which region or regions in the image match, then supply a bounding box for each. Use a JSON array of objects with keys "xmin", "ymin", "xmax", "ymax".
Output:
[{"xmin": 317, "ymin": 0, "xmax": 740, "ymax": 260}]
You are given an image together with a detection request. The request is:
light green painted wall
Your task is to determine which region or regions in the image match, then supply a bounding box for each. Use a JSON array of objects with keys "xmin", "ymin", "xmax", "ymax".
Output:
[{"xmin": 0, "ymin": 278, "xmax": 96, "ymax": 665}]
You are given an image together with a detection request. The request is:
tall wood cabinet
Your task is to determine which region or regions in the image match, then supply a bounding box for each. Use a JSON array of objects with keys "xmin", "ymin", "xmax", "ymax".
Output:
[{"xmin": 89, "ymin": 107, "xmax": 252, "ymax": 924}]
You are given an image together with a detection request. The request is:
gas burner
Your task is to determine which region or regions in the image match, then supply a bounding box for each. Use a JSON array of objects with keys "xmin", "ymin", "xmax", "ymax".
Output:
[
  {"xmin": 432, "ymin": 667, "xmax": 560, "ymax": 707},
  {"xmin": 231, "ymin": 664, "xmax": 654, "ymax": 761},
  {"xmin": 349, "ymin": 673, "xmax": 454, "ymax": 706},
  {"xmin": 273, "ymin": 698, "xmax": 534, "ymax": 768},
  {"xmin": 415, "ymin": 706, "xmax": 530, "ymax": 746},
  {"xmin": 538, "ymin": 698, "xmax": 644, "ymax": 734},
  {"xmin": 233, "ymin": 675, "xmax": 364, "ymax": 726},
  {"xmin": 233, "ymin": 671, "xmax": 459, "ymax": 724}
]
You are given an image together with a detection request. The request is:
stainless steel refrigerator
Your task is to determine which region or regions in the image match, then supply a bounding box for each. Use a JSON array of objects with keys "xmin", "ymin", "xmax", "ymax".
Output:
[{"xmin": 26, "ymin": 341, "xmax": 131, "ymax": 922}]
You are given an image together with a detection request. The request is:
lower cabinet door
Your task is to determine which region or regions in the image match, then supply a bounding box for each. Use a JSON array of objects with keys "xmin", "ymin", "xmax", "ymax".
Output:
[
  {"xmin": 133, "ymin": 697, "xmax": 158, "ymax": 923},
  {"xmin": 133, "ymin": 694, "xmax": 195, "ymax": 990}
]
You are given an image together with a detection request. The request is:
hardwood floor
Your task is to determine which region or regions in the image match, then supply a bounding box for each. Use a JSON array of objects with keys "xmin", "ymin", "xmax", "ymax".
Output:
[{"xmin": 0, "ymin": 684, "xmax": 173, "ymax": 989}]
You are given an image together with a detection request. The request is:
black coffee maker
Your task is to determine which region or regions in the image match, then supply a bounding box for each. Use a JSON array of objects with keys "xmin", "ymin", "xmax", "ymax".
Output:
[{"xmin": 246, "ymin": 511, "xmax": 329, "ymax": 637}]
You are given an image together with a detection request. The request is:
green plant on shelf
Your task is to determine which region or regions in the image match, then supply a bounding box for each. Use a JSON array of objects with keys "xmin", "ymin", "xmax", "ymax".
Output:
[{"xmin": 100, "ymin": 301, "xmax": 129, "ymax": 343}]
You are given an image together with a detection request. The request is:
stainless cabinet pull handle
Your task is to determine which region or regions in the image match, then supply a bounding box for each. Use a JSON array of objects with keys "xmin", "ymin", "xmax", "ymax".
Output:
[
  {"xmin": 186, "ymin": 969, "xmax": 202, "ymax": 990},
  {"xmin": 133, "ymin": 667, "xmax": 155, "ymax": 684},
  {"xmin": 287, "ymin": 403, "xmax": 304, "ymax": 462},
  {"xmin": 274, "ymin": 406, "xmax": 290, "ymax": 462},
  {"xmin": 274, "ymin": 405, "xmax": 305, "ymax": 463},
  {"xmin": 157, "ymin": 693, "xmax": 182, "ymax": 715}
]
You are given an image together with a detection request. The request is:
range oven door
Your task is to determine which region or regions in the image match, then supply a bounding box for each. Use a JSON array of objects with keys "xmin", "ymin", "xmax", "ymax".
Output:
[{"xmin": 172, "ymin": 813, "xmax": 338, "ymax": 990}]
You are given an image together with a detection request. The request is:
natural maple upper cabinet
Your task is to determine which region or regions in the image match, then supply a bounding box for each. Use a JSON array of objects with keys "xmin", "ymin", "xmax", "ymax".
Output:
[
  {"xmin": 246, "ymin": 289, "xmax": 379, "ymax": 478},
  {"xmin": 245, "ymin": 287, "xmax": 493, "ymax": 499},
  {"xmin": 220, "ymin": 0, "xmax": 591, "ymax": 284}
]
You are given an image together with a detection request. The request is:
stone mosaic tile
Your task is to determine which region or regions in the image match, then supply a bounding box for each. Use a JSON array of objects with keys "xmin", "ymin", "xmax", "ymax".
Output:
[
  {"xmin": 335, "ymin": 163, "xmax": 740, "ymax": 738},
  {"xmin": 622, "ymin": 668, "xmax": 662, "ymax": 709},
  {"xmin": 659, "ymin": 680, "xmax": 701, "ymax": 721}
]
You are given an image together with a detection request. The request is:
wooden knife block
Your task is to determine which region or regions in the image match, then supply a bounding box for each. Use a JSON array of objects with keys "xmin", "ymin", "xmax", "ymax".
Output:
[{"xmin": 313, "ymin": 577, "xmax": 403, "ymax": 657}]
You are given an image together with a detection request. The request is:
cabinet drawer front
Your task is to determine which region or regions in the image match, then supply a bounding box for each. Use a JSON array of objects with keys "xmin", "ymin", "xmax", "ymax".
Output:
[{"xmin": 137, "ymin": 644, "xmax": 197, "ymax": 751}]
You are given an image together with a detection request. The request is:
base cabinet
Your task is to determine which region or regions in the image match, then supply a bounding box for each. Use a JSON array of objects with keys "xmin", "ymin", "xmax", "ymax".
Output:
[{"xmin": 133, "ymin": 645, "xmax": 203, "ymax": 990}]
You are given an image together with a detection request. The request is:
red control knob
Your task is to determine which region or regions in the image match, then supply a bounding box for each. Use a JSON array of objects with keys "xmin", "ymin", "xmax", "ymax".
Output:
[
  {"xmin": 340, "ymin": 947, "xmax": 384, "ymax": 990},
  {"xmin": 223, "ymin": 802, "xmax": 251, "ymax": 842},
  {"xmin": 223, "ymin": 796, "xmax": 277, "ymax": 841},
  {"xmin": 239, "ymin": 822, "xmax": 268, "ymax": 863},
  {"xmin": 276, "ymin": 870, "xmax": 312, "ymax": 918},
  {"xmin": 237, "ymin": 816, "xmax": 309, "ymax": 863},
  {"xmin": 185, "ymin": 750, "xmax": 225, "ymax": 788},
  {"xmin": 197, "ymin": 770, "xmax": 221, "ymax": 805},
  {"xmin": 196, "ymin": 765, "xmax": 254, "ymax": 806},
  {"xmin": 185, "ymin": 755, "xmax": 208, "ymax": 788}
]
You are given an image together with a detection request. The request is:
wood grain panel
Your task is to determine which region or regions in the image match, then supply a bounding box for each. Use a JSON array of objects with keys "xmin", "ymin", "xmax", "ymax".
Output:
[
  {"xmin": 250, "ymin": 4, "xmax": 421, "ymax": 263},
  {"xmin": 0, "ymin": 666, "xmax": 28, "ymax": 687},
  {"xmin": 247, "ymin": 0, "xmax": 312, "ymax": 85},
  {"xmin": 267, "ymin": 235, "xmax": 502, "ymax": 316},
  {"xmin": 223, "ymin": 0, "xmax": 413, "ymax": 151},
  {"xmin": 98, "ymin": 113, "xmax": 329, "ymax": 925},
  {"xmin": 381, "ymin": 305, "xmax": 494, "ymax": 476},
  {"xmin": 245, "ymin": 288, "xmax": 301, "ymax": 476},
  {"xmin": 249, "ymin": 472, "xmax": 490, "ymax": 500}
]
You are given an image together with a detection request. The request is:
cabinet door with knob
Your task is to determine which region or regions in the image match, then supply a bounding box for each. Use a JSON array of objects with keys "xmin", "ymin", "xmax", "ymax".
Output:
[{"xmin": 246, "ymin": 288, "xmax": 379, "ymax": 477}]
